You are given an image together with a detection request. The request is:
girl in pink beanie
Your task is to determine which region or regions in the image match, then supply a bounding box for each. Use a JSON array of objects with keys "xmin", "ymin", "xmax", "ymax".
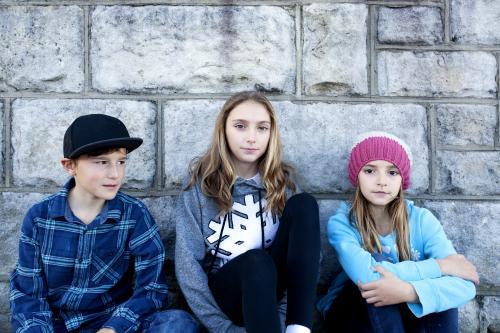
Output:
[{"xmin": 318, "ymin": 131, "xmax": 479, "ymax": 333}]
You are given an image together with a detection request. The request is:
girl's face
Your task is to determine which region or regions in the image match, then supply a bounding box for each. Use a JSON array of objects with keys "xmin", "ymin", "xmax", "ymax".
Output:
[
  {"xmin": 357, "ymin": 160, "xmax": 402, "ymax": 208},
  {"xmin": 225, "ymin": 100, "xmax": 271, "ymax": 177}
]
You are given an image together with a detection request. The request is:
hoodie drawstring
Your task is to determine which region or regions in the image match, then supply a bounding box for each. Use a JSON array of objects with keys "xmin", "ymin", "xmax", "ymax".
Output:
[
  {"xmin": 209, "ymin": 213, "xmax": 228, "ymax": 274},
  {"xmin": 258, "ymin": 190, "xmax": 265, "ymax": 250}
]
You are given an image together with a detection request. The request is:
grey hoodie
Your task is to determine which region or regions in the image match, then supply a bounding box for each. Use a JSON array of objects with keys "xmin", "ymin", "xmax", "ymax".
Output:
[{"xmin": 175, "ymin": 174, "xmax": 293, "ymax": 333}]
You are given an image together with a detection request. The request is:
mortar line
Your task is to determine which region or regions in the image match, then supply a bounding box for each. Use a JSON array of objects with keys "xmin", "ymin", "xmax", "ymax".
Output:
[
  {"xmin": 368, "ymin": 4, "xmax": 377, "ymax": 96},
  {"xmin": 4, "ymin": 99, "xmax": 12, "ymax": 188},
  {"xmin": 443, "ymin": 0, "xmax": 450, "ymax": 43},
  {"xmin": 1, "ymin": 93, "xmax": 497, "ymax": 105},
  {"xmin": 497, "ymin": 53, "xmax": 500, "ymax": 147},
  {"xmin": 84, "ymin": 5, "xmax": 90, "ymax": 95},
  {"xmin": 156, "ymin": 99, "xmax": 164, "ymax": 191},
  {"xmin": 428, "ymin": 104, "xmax": 438, "ymax": 194},
  {"xmin": 295, "ymin": 4, "xmax": 303, "ymax": 97},
  {"xmin": 376, "ymin": 44, "xmax": 500, "ymax": 52}
]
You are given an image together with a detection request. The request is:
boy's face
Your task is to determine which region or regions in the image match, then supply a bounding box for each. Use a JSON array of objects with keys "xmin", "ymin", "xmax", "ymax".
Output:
[{"xmin": 62, "ymin": 148, "xmax": 127, "ymax": 202}]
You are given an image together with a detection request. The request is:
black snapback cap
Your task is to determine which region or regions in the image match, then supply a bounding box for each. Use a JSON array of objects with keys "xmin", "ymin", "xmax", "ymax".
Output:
[{"xmin": 63, "ymin": 114, "xmax": 143, "ymax": 158}]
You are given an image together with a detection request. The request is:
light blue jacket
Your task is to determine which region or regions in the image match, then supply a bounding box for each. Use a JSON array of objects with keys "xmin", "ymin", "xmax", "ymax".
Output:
[{"xmin": 317, "ymin": 200, "xmax": 475, "ymax": 318}]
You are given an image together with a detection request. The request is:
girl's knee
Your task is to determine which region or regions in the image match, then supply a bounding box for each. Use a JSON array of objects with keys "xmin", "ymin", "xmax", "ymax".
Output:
[
  {"xmin": 238, "ymin": 249, "xmax": 276, "ymax": 282},
  {"xmin": 287, "ymin": 192, "xmax": 318, "ymax": 211}
]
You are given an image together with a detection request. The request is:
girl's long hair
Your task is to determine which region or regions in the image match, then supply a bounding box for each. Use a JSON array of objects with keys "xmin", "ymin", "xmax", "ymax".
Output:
[
  {"xmin": 350, "ymin": 185, "xmax": 411, "ymax": 261},
  {"xmin": 187, "ymin": 91, "xmax": 296, "ymax": 214}
]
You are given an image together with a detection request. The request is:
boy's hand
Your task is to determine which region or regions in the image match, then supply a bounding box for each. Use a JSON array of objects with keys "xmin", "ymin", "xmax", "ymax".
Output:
[
  {"xmin": 436, "ymin": 254, "xmax": 480, "ymax": 285},
  {"xmin": 96, "ymin": 329, "xmax": 116, "ymax": 333},
  {"xmin": 358, "ymin": 266, "xmax": 418, "ymax": 306}
]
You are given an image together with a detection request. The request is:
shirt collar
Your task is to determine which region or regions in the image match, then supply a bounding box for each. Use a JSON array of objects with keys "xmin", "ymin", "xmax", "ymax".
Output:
[{"xmin": 48, "ymin": 178, "xmax": 122, "ymax": 224}]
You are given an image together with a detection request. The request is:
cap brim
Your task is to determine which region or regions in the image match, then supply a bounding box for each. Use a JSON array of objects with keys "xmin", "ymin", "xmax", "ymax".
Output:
[{"xmin": 67, "ymin": 137, "xmax": 143, "ymax": 158}]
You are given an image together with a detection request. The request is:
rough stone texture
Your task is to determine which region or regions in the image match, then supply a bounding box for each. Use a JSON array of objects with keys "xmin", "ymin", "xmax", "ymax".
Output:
[
  {"xmin": 459, "ymin": 299, "xmax": 480, "ymax": 333},
  {"xmin": 303, "ymin": 4, "xmax": 368, "ymax": 96},
  {"xmin": 92, "ymin": 6, "xmax": 295, "ymax": 94},
  {"xmin": 424, "ymin": 201, "xmax": 500, "ymax": 285},
  {"xmin": 481, "ymin": 297, "xmax": 500, "ymax": 333},
  {"xmin": 378, "ymin": 51, "xmax": 497, "ymax": 98},
  {"xmin": 142, "ymin": 195, "xmax": 177, "ymax": 260},
  {"xmin": 378, "ymin": 6, "xmax": 444, "ymax": 45},
  {"xmin": 0, "ymin": 284, "xmax": 8, "ymax": 333},
  {"xmin": 163, "ymin": 100, "xmax": 224, "ymax": 189},
  {"xmin": 436, "ymin": 105, "xmax": 497, "ymax": 147},
  {"xmin": 451, "ymin": 0, "xmax": 500, "ymax": 45},
  {"xmin": 436, "ymin": 151, "xmax": 500, "ymax": 195},
  {"xmin": 11, "ymin": 99, "xmax": 157, "ymax": 189},
  {"xmin": 0, "ymin": 6, "xmax": 83, "ymax": 92},
  {"xmin": 0, "ymin": 192, "xmax": 46, "ymax": 279},
  {"xmin": 0, "ymin": 101, "xmax": 3, "ymax": 182},
  {"xmin": 275, "ymin": 102, "xmax": 429, "ymax": 194},
  {"xmin": 0, "ymin": 282, "xmax": 9, "ymax": 315}
]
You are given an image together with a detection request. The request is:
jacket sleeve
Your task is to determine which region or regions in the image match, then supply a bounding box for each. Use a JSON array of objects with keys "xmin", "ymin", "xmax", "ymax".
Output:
[
  {"xmin": 175, "ymin": 181, "xmax": 245, "ymax": 333},
  {"xmin": 406, "ymin": 208, "xmax": 476, "ymax": 317},
  {"xmin": 328, "ymin": 208, "xmax": 442, "ymax": 285},
  {"xmin": 103, "ymin": 205, "xmax": 169, "ymax": 333},
  {"xmin": 10, "ymin": 208, "xmax": 55, "ymax": 333}
]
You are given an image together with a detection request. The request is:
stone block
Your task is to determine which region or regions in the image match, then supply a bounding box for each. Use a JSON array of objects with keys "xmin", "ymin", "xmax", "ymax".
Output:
[
  {"xmin": 378, "ymin": 6, "xmax": 443, "ymax": 45},
  {"xmin": 481, "ymin": 297, "xmax": 500, "ymax": 333},
  {"xmin": 378, "ymin": 51, "xmax": 497, "ymax": 98},
  {"xmin": 11, "ymin": 99, "xmax": 157, "ymax": 189},
  {"xmin": 303, "ymin": 4, "xmax": 368, "ymax": 96},
  {"xmin": 275, "ymin": 102, "xmax": 429, "ymax": 194},
  {"xmin": 0, "ymin": 6, "xmax": 83, "ymax": 92},
  {"xmin": 436, "ymin": 105, "xmax": 497, "ymax": 147},
  {"xmin": 424, "ymin": 201, "xmax": 500, "ymax": 285},
  {"xmin": 0, "ymin": 314, "xmax": 9, "ymax": 333},
  {"xmin": 0, "ymin": 192, "xmax": 46, "ymax": 279},
  {"xmin": 451, "ymin": 0, "xmax": 500, "ymax": 45},
  {"xmin": 163, "ymin": 100, "xmax": 224, "ymax": 189},
  {"xmin": 459, "ymin": 299, "xmax": 480, "ymax": 333},
  {"xmin": 141, "ymin": 195, "xmax": 177, "ymax": 260},
  {"xmin": 0, "ymin": 282, "xmax": 9, "ymax": 314},
  {"xmin": 91, "ymin": 5, "xmax": 295, "ymax": 94},
  {"xmin": 436, "ymin": 151, "xmax": 500, "ymax": 195},
  {"xmin": 0, "ymin": 101, "xmax": 3, "ymax": 182}
]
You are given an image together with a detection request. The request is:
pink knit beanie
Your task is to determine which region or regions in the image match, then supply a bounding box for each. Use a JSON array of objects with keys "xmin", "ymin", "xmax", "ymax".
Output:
[{"xmin": 348, "ymin": 132, "xmax": 412, "ymax": 190}]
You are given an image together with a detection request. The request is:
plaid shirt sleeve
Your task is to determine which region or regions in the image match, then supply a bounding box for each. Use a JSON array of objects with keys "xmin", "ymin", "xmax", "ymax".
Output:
[
  {"xmin": 102, "ymin": 203, "xmax": 169, "ymax": 333},
  {"xmin": 10, "ymin": 207, "xmax": 55, "ymax": 333}
]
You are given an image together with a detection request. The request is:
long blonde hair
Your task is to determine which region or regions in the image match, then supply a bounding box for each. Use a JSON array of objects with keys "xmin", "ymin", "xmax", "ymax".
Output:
[
  {"xmin": 350, "ymin": 185, "xmax": 411, "ymax": 261},
  {"xmin": 187, "ymin": 91, "xmax": 296, "ymax": 214}
]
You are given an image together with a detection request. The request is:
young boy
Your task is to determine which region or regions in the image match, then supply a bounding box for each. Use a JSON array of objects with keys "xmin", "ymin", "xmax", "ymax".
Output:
[{"xmin": 10, "ymin": 114, "xmax": 198, "ymax": 333}]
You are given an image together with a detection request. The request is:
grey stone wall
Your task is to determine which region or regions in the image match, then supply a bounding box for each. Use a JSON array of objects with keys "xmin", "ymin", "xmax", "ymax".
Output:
[{"xmin": 0, "ymin": 1, "xmax": 498, "ymax": 332}]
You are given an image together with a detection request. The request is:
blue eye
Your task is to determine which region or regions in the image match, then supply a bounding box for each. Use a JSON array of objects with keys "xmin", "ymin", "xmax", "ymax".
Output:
[
  {"xmin": 234, "ymin": 124, "xmax": 245, "ymax": 129},
  {"xmin": 258, "ymin": 126, "xmax": 269, "ymax": 131}
]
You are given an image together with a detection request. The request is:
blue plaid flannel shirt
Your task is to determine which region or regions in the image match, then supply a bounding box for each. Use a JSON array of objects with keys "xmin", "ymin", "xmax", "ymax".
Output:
[{"xmin": 10, "ymin": 179, "xmax": 169, "ymax": 333}]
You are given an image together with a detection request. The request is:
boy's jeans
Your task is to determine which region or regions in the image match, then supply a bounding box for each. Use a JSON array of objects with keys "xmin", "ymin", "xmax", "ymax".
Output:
[
  {"xmin": 141, "ymin": 309, "xmax": 199, "ymax": 333},
  {"xmin": 56, "ymin": 309, "xmax": 199, "ymax": 333}
]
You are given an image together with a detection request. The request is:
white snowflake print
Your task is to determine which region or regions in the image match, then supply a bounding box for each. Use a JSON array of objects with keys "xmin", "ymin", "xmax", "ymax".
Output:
[
  {"xmin": 206, "ymin": 194, "xmax": 279, "ymax": 260},
  {"xmin": 410, "ymin": 246, "xmax": 421, "ymax": 261}
]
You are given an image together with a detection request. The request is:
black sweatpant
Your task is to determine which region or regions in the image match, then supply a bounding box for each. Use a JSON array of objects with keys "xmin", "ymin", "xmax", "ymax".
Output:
[{"xmin": 208, "ymin": 193, "xmax": 320, "ymax": 333}]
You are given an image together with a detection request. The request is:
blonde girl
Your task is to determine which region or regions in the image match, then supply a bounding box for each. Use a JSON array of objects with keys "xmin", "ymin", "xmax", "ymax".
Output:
[
  {"xmin": 176, "ymin": 91, "xmax": 320, "ymax": 333},
  {"xmin": 318, "ymin": 132, "xmax": 478, "ymax": 333}
]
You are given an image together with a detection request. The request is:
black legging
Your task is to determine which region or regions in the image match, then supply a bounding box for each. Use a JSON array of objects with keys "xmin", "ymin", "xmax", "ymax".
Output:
[{"xmin": 208, "ymin": 193, "xmax": 320, "ymax": 333}]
